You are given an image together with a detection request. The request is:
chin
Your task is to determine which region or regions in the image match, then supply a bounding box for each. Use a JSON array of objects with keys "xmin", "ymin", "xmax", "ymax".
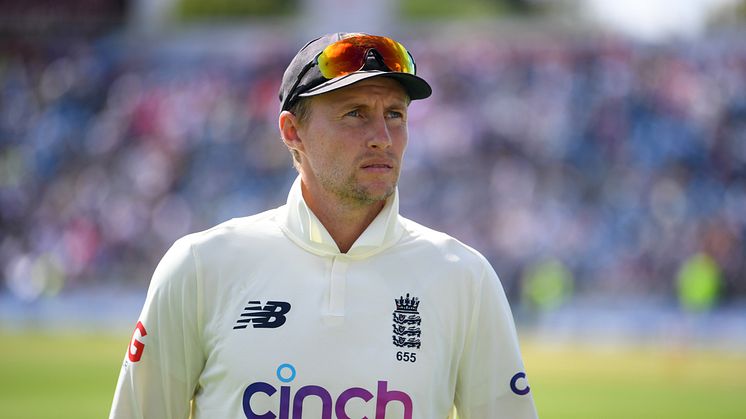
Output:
[
  {"xmin": 364, "ymin": 184, "xmax": 396, "ymax": 202},
  {"xmin": 343, "ymin": 183, "xmax": 395, "ymax": 205}
]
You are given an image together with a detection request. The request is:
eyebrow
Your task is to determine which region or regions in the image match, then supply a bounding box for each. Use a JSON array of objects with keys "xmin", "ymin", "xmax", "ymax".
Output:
[{"xmin": 334, "ymin": 97, "xmax": 409, "ymax": 111}]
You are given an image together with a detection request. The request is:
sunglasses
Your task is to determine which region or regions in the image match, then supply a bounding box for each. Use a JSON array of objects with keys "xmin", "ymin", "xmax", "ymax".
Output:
[
  {"xmin": 316, "ymin": 34, "xmax": 416, "ymax": 79},
  {"xmin": 282, "ymin": 34, "xmax": 418, "ymax": 111}
]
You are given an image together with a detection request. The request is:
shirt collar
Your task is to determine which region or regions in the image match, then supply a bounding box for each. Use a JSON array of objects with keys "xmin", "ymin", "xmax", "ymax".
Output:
[{"xmin": 278, "ymin": 176, "xmax": 404, "ymax": 258}]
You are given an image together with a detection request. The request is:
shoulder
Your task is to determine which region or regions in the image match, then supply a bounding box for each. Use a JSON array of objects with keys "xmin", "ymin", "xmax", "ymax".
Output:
[
  {"xmin": 398, "ymin": 216, "xmax": 493, "ymax": 277},
  {"xmin": 157, "ymin": 207, "xmax": 285, "ymax": 272},
  {"xmin": 175, "ymin": 207, "xmax": 282, "ymax": 249}
]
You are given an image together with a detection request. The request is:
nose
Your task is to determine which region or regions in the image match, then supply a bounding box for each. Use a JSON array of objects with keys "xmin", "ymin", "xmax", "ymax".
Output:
[{"xmin": 366, "ymin": 113, "xmax": 392, "ymax": 150}]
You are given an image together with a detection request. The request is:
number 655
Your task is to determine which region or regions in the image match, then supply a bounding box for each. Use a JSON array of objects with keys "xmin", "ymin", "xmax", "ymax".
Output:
[{"xmin": 396, "ymin": 351, "xmax": 416, "ymax": 363}]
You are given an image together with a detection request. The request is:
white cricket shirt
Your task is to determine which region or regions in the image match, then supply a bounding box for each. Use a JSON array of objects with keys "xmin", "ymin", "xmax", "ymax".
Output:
[{"xmin": 110, "ymin": 176, "xmax": 538, "ymax": 419}]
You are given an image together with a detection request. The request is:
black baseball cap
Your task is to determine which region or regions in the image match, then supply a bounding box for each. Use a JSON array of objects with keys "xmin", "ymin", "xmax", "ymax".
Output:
[{"xmin": 279, "ymin": 32, "xmax": 432, "ymax": 112}]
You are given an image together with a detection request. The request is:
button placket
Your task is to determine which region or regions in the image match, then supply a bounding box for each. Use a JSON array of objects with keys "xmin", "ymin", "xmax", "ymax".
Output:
[{"xmin": 328, "ymin": 256, "xmax": 349, "ymax": 316}]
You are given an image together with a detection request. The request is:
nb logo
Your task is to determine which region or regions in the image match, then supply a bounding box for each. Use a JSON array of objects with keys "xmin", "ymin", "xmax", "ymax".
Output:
[{"xmin": 233, "ymin": 300, "xmax": 292, "ymax": 329}]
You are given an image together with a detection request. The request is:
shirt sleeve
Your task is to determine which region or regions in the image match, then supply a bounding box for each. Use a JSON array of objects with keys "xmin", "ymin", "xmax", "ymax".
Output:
[
  {"xmin": 109, "ymin": 237, "xmax": 206, "ymax": 419},
  {"xmin": 454, "ymin": 261, "xmax": 538, "ymax": 418}
]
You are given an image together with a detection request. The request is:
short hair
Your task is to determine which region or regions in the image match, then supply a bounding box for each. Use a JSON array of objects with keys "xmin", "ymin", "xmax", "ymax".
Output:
[
  {"xmin": 288, "ymin": 97, "xmax": 312, "ymax": 127},
  {"xmin": 286, "ymin": 97, "xmax": 311, "ymax": 168}
]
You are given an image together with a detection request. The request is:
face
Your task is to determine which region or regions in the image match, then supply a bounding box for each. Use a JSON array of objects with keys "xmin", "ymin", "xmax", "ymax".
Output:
[{"xmin": 288, "ymin": 77, "xmax": 410, "ymax": 207}]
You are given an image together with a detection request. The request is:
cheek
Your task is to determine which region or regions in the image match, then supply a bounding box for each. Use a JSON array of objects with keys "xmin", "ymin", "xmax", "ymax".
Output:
[
  {"xmin": 393, "ymin": 126, "xmax": 408, "ymax": 153},
  {"xmin": 308, "ymin": 137, "xmax": 352, "ymax": 170}
]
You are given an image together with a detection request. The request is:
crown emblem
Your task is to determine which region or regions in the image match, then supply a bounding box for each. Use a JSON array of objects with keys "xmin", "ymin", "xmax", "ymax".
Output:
[{"xmin": 394, "ymin": 293, "xmax": 420, "ymax": 313}]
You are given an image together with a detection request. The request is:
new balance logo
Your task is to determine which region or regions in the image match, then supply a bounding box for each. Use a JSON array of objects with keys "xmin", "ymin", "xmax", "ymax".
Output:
[{"xmin": 233, "ymin": 300, "xmax": 291, "ymax": 329}]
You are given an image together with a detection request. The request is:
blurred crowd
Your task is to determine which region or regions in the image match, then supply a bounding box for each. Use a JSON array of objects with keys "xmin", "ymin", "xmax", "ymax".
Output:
[{"xmin": 1, "ymin": 29, "xmax": 744, "ymax": 306}]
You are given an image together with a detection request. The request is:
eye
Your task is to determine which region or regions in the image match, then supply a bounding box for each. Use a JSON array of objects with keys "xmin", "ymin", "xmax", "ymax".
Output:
[
  {"xmin": 345, "ymin": 109, "xmax": 362, "ymax": 117},
  {"xmin": 386, "ymin": 110, "xmax": 404, "ymax": 119}
]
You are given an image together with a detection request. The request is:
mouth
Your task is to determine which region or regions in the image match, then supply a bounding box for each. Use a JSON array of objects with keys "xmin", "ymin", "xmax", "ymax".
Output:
[
  {"xmin": 360, "ymin": 160, "xmax": 395, "ymax": 173},
  {"xmin": 361, "ymin": 163, "xmax": 394, "ymax": 169}
]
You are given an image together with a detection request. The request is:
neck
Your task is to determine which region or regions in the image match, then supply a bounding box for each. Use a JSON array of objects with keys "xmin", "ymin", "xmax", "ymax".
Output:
[{"xmin": 301, "ymin": 182, "xmax": 387, "ymax": 253}]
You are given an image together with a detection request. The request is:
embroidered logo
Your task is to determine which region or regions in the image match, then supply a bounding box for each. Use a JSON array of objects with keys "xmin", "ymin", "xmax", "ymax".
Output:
[
  {"xmin": 392, "ymin": 293, "xmax": 421, "ymax": 350},
  {"xmin": 233, "ymin": 300, "xmax": 292, "ymax": 329}
]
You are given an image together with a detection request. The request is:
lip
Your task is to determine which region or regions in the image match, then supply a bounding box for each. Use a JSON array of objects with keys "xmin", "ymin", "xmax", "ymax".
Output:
[{"xmin": 360, "ymin": 159, "xmax": 395, "ymax": 170}]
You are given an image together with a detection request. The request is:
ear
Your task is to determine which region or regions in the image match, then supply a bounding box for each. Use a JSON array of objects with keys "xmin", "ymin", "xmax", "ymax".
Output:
[{"xmin": 279, "ymin": 110, "xmax": 305, "ymax": 154}]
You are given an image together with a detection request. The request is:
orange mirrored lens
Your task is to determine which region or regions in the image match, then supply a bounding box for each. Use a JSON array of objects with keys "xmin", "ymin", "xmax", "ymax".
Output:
[{"xmin": 317, "ymin": 35, "xmax": 415, "ymax": 79}]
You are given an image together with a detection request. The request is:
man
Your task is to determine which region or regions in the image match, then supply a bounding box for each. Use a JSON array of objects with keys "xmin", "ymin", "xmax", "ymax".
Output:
[{"xmin": 110, "ymin": 32, "xmax": 537, "ymax": 419}]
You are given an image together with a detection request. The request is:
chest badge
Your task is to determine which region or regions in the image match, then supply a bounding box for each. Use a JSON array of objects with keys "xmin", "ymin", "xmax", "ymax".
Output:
[{"xmin": 392, "ymin": 293, "xmax": 422, "ymax": 350}]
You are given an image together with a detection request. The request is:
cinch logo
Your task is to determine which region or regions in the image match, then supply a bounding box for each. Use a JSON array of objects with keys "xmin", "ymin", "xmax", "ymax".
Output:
[
  {"xmin": 510, "ymin": 371, "xmax": 530, "ymax": 396},
  {"xmin": 243, "ymin": 363, "xmax": 413, "ymax": 419},
  {"xmin": 234, "ymin": 300, "xmax": 292, "ymax": 329}
]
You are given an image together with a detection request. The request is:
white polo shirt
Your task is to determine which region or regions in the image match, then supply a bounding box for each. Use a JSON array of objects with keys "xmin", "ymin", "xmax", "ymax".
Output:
[{"xmin": 110, "ymin": 177, "xmax": 537, "ymax": 419}]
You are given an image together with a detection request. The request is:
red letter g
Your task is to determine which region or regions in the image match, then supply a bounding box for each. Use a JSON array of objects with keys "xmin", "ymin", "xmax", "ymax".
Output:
[{"xmin": 128, "ymin": 321, "xmax": 147, "ymax": 362}]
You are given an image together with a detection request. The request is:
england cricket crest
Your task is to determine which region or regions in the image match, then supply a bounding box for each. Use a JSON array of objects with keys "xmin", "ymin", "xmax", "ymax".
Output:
[{"xmin": 392, "ymin": 293, "xmax": 422, "ymax": 349}]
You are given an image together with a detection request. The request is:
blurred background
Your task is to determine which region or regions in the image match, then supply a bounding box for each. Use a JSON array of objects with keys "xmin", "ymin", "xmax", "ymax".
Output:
[{"xmin": 1, "ymin": 0, "xmax": 745, "ymax": 418}]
